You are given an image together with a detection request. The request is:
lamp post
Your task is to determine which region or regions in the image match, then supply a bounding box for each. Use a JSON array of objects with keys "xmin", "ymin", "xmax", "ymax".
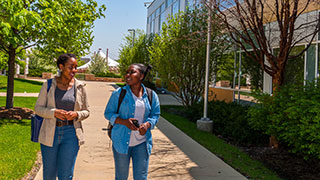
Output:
[
  {"xmin": 197, "ymin": 0, "xmax": 213, "ymax": 133},
  {"xmin": 128, "ymin": 28, "xmax": 135, "ymax": 47}
]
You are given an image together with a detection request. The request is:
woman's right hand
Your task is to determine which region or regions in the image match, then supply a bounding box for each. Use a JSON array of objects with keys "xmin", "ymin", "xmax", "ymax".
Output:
[
  {"xmin": 126, "ymin": 118, "xmax": 139, "ymax": 131},
  {"xmin": 115, "ymin": 117, "xmax": 139, "ymax": 130},
  {"xmin": 54, "ymin": 109, "xmax": 67, "ymax": 120}
]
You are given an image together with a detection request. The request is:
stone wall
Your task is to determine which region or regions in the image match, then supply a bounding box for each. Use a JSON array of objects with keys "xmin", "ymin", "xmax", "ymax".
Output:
[
  {"xmin": 84, "ymin": 74, "xmax": 123, "ymax": 82},
  {"xmin": 42, "ymin": 72, "xmax": 53, "ymax": 79}
]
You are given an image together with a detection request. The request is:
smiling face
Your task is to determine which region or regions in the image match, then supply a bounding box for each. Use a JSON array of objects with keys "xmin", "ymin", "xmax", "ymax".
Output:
[
  {"xmin": 59, "ymin": 57, "xmax": 77, "ymax": 80},
  {"xmin": 125, "ymin": 65, "xmax": 144, "ymax": 86}
]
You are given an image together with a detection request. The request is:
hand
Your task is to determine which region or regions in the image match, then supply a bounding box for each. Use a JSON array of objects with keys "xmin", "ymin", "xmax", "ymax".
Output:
[
  {"xmin": 138, "ymin": 122, "xmax": 151, "ymax": 135},
  {"xmin": 54, "ymin": 109, "xmax": 67, "ymax": 120},
  {"xmin": 65, "ymin": 111, "xmax": 78, "ymax": 121},
  {"xmin": 126, "ymin": 118, "xmax": 139, "ymax": 131}
]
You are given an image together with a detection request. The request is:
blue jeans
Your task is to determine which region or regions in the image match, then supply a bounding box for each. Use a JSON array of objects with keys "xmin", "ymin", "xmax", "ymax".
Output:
[
  {"xmin": 41, "ymin": 125, "xmax": 79, "ymax": 180},
  {"xmin": 113, "ymin": 142, "xmax": 149, "ymax": 180}
]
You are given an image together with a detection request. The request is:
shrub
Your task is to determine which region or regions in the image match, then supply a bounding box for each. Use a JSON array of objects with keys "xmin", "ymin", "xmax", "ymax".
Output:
[
  {"xmin": 185, "ymin": 100, "xmax": 268, "ymax": 145},
  {"xmin": 88, "ymin": 55, "xmax": 108, "ymax": 76},
  {"xmin": 75, "ymin": 73, "xmax": 85, "ymax": 80},
  {"xmin": 248, "ymin": 82, "xmax": 320, "ymax": 159}
]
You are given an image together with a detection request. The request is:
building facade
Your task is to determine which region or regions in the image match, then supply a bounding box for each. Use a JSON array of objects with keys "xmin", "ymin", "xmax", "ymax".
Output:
[
  {"xmin": 146, "ymin": 0, "xmax": 200, "ymax": 34},
  {"xmin": 262, "ymin": 6, "xmax": 320, "ymax": 94}
]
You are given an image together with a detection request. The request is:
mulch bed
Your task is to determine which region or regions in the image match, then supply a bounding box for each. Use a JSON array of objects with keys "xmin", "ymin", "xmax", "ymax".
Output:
[
  {"xmin": 163, "ymin": 107, "xmax": 320, "ymax": 180},
  {"xmin": 0, "ymin": 107, "xmax": 34, "ymax": 120},
  {"xmin": 239, "ymin": 145, "xmax": 320, "ymax": 180}
]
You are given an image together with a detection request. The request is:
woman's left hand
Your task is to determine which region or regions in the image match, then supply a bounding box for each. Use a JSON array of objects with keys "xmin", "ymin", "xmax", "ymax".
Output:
[
  {"xmin": 65, "ymin": 111, "xmax": 78, "ymax": 121},
  {"xmin": 138, "ymin": 122, "xmax": 151, "ymax": 135}
]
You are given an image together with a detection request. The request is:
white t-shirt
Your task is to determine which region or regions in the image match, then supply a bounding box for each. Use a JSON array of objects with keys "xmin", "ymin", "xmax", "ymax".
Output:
[{"xmin": 129, "ymin": 92, "xmax": 146, "ymax": 147}]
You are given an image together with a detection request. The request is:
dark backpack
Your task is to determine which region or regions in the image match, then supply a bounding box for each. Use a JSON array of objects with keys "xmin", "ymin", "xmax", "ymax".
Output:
[{"xmin": 107, "ymin": 87, "xmax": 153, "ymax": 139}]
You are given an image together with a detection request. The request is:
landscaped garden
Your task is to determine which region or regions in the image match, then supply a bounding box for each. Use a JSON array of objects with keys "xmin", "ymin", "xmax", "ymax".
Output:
[{"xmin": 161, "ymin": 82, "xmax": 320, "ymax": 180}]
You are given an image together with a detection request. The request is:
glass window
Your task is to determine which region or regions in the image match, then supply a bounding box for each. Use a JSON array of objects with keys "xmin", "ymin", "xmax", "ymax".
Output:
[
  {"xmin": 172, "ymin": 0, "xmax": 179, "ymax": 15},
  {"xmin": 241, "ymin": 51, "xmax": 264, "ymax": 90},
  {"xmin": 318, "ymin": 13, "xmax": 320, "ymax": 41},
  {"xmin": 166, "ymin": 0, "xmax": 173, "ymax": 7},
  {"xmin": 187, "ymin": 0, "xmax": 194, "ymax": 7},
  {"xmin": 161, "ymin": 3, "xmax": 165, "ymax": 13},
  {"xmin": 306, "ymin": 44, "xmax": 316, "ymax": 82},
  {"xmin": 156, "ymin": 8, "xmax": 160, "ymax": 17},
  {"xmin": 318, "ymin": 43, "xmax": 320, "ymax": 78},
  {"xmin": 160, "ymin": 13, "xmax": 166, "ymax": 32},
  {"xmin": 150, "ymin": 20, "xmax": 154, "ymax": 34},
  {"xmin": 274, "ymin": 46, "xmax": 305, "ymax": 86}
]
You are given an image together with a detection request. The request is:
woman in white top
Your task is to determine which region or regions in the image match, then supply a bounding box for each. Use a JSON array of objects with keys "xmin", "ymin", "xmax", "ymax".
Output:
[{"xmin": 104, "ymin": 63, "xmax": 160, "ymax": 180}]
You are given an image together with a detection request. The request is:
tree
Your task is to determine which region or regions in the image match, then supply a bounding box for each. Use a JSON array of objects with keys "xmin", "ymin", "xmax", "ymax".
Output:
[
  {"xmin": 27, "ymin": 49, "xmax": 57, "ymax": 77},
  {"xmin": 87, "ymin": 54, "xmax": 108, "ymax": 77},
  {"xmin": 149, "ymin": 7, "xmax": 228, "ymax": 107},
  {"xmin": 0, "ymin": 0, "xmax": 105, "ymax": 109},
  {"xmin": 209, "ymin": 0, "xmax": 320, "ymax": 91},
  {"xmin": 118, "ymin": 30, "xmax": 154, "ymax": 77}
]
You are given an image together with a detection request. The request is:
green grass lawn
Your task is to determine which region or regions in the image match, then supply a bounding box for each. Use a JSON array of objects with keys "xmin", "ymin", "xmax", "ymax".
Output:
[
  {"xmin": 116, "ymin": 82, "xmax": 126, "ymax": 87},
  {"xmin": 161, "ymin": 106, "xmax": 282, "ymax": 180},
  {"xmin": 0, "ymin": 76, "xmax": 43, "ymax": 93},
  {"xmin": 0, "ymin": 97, "xmax": 40, "ymax": 180}
]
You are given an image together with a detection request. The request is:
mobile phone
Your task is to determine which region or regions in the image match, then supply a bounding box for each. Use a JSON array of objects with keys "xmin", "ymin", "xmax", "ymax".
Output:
[{"xmin": 132, "ymin": 120, "xmax": 140, "ymax": 128}]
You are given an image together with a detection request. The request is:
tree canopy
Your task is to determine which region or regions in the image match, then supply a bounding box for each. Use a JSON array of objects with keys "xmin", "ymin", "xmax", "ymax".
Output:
[
  {"xmin": 118, "ymin": 29, "xmax": 154, "ymax": 77},
  {"xmin": 149, "ymin": 7, "xmax": 228, "ymax": 107},
  {"xmin": 0, "ymin": 0, "xmax": 106, "ymax": 108}
]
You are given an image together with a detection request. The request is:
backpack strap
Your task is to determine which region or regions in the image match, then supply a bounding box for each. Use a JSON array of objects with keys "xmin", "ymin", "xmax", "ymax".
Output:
[
  {"xmin": 116, "ymin": 88, "xmax": 127, "ymax": 114},
  {"xmin": 145, "ymin": 87, "xmax": 153, "ymax": 106},
  {"xmin": 47, "ymin": 79, "xmax": 52, "ymax": 92},
  {"xmin": 116, "ymin": 87, "xmax": 153, "ymax": 114}
]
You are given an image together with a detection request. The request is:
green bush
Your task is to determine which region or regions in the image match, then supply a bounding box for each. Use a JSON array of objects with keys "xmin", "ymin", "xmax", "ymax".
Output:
[
  {"xmin": 185, "ymin": 100, "xmax": 268, "ymax": 145},
  {"xmin": 248, "ymin": 82, "xmax": 320, "ymax": 159},
  {"xmin": 28, "ymin": 69, "xmax": 43, "ymax": 77},
  {"xmin": 75, "ymin": 73, "xmax": 85, "ymax": 80}
]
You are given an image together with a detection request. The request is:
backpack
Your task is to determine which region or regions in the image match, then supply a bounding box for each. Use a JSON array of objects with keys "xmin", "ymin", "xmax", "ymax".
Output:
[{"xmin": 107, "ymin": 87, "xmax": 153, "ymax": 139}]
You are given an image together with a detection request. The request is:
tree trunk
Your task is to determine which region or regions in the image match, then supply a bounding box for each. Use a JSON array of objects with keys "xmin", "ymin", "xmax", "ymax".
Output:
[
  {"xmin": 5, "ymin": 47, "xmax": 16, "ymax": 109},
  {"xmin": 272, "ymin": 69, "xmax": 284, "ymax": 94},
  {"xmin": 269, "ymin": 69, "xmax": 285, "ymax": 148}
]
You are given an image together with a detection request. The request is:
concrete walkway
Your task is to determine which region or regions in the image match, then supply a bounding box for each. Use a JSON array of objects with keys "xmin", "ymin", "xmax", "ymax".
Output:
[{"xmin": 28, "ymin": 81, "xmax": 247, "ymax": 180}]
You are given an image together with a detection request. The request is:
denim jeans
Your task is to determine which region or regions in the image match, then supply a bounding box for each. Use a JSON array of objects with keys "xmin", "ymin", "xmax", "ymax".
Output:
[
  {"xmin": 41, "ymin": 125, "xmax": 79, "ymax": 180},
  {"xmin": 113, "ymin": 142, "xmax": 149, "ymax": 180}
]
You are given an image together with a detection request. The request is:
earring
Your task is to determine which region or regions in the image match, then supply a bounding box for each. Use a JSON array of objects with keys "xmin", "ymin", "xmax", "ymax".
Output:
[{"xmin": 57, "ymin": 69, "xmax": 61, "ymax": 77}]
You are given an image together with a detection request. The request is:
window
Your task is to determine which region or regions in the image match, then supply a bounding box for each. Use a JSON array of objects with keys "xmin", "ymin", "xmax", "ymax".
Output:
[
  {"xmin": 187, "ymin": 0, "xmax": 194, "ymax": 8},
  {"xmin": 161, "ymin": 3, "xmax": 165, "ymax": 13},
  {"xmin": 318, "ymin": 43, "xmax": 320, "ymax": 78},
  {"xmin": 156, "ymin": 7, "xmax": 160, "ymax": 17},
  {"xmin": 306, "ymin": 44, "xmax": 316, "ymax": 82},
  {"xmin": 172, "ymin": 0, "xmax": 179, "ymax": 15},
  {"xmin": 274, "ymin": 46, "xmax": 305, "ymax": 86},
  {"xmin": 166, "ymin": 0, "xmax": 173, "ymax": 7},
  {"xmin": 160, "ymin": 12, "xmax": 166, "ymax": 32},
  {"xmin": 318, "ymin": 12, "xmax": 320, "ymax": 41},
  {"xmin": 151, "ymin": 20, "xmax": 155, "ymax": 33}
]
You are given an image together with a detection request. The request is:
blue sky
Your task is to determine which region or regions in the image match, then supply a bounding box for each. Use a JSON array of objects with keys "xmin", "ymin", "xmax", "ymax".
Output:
[{"xmin": 88, "ymin": 0, "xmax": 149, "ymax": 60}]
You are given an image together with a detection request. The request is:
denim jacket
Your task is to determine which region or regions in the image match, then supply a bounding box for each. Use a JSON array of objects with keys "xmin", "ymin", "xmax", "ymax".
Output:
[{"xmin": 104, "ymin": 84, "xmax": 160, "ymax": 155}]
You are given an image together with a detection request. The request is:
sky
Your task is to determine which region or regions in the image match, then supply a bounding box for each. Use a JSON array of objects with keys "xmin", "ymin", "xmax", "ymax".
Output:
[{"xmin": 88, "ymin": 0, "xmax": 150, "ymax": 60}]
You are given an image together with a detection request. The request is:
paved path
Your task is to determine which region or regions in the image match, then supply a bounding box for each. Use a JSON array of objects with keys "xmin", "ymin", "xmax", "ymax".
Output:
[{"xmin": 30, "ymin": 81, "xmax": 247, "ymax": 180}]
